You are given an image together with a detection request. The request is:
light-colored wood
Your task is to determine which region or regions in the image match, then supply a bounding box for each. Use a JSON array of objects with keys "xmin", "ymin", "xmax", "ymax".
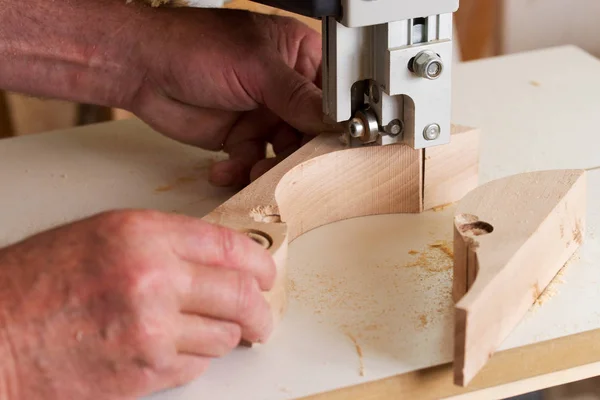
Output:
[
  {"xmin": 6, "ymin": 93, "xmax": 77, "ymax": 136},
  {"xmin": 453, "ymin": 170, "xmax": 587, "ymax": 386},
  {"xmin": 225, "ymin": 0, "xmax": 322, "ymax": 32},
  {"xmin": 423, "ymin": 125, "xmax": 480, "ymax": 211},
  {"xmin": 201, "ymin": 126, "xmax": 479, "ymax": 343},
  {"xmin": 454, "ymin": 0, "xmax": 503, "ymax": 61}
]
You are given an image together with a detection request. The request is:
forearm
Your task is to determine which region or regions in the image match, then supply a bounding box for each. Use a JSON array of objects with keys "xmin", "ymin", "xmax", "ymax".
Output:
[{"xmin": 0, "ymin": 0, "xmax": 158, "ymax": 109}]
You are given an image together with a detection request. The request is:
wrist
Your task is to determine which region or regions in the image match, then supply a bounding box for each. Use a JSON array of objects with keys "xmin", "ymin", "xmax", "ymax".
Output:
[{"xmin": 0, "ymin": 0, "xmax": 156, "ymax": 110}]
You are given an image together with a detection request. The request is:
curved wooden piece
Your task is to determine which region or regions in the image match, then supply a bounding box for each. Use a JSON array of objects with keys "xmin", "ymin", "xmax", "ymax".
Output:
[
  {"xmin": 453, "ymin": 170, "xmax": 587, "ymax": 386},
  {"xmin": 202, "ymin": 125, "xmax": 479, "ymax": 343}
]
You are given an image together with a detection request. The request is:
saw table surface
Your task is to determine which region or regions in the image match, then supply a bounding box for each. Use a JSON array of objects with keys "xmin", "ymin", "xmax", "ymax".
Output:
[{"xmin": 2, "ymin": 46, "xmax": 600, "ymax": 399}]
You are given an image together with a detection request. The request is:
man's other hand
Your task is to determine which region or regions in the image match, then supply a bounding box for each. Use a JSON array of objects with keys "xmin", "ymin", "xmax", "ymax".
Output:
[{"xmin": 0, "ymin": 210, "xmax": 275, "ymax": 399}]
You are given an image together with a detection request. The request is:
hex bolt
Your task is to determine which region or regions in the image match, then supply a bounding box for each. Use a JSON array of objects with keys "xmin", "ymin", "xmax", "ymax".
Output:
[
  {"xmin": 348, "ymin": 118, "xmax": 366, "ymax": 138},
  {"xmin": 411, "ymin": 50, "xmax": 444, "ymax": 80},
  {"xmin": 423, "ymin": 123, "xmax": 441, "ymax": 141},
  {"xmin": 384, "ymin": 119, "xmax": 404, "ymax": 137}
]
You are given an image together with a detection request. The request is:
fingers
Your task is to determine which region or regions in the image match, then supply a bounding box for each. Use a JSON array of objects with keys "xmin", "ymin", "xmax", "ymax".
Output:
[
  {"xmin": 246, "ymin": 55, "xmax": 331, "ymax": 136},
  {"xmin": 209, "ymin": 109, "xmax": 276, "ymax": 187},
  {"xmin": 249, "ymin": 123, "xmax": 302, "ymax": 181},
  {"xmin": 209, "ymin": 109, "xmax": 287, "ymax": 187},
  {"xmin": 131, "ymin": 83, "xmax": 239, "ymax": 150},
  {"xmin": 181, "ymin": 265, "xmax": 273, "ymax": 343},
  {"xmin": 167, "ymin": 354, "xmax": 212, "ymax": 388},
  {"xmin": 165, "ymin": 214, "xmax": 277, "ymax": 292},
  {"xmin": 176, "ymin": 314, "xmax": 241, "ymax": 357}
]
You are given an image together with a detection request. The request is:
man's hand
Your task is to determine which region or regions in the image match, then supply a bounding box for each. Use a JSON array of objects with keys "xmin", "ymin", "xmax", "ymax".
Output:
[
  {"xmin": 131, "ymin": 8, "xmax": 331, "ymax": 187},
  {"xmin": 0, "ymin": 210, "xmax": 275, "ymax": 399},
  {"xmin": 0, "ymin": 2, "xmax": 334, "ymax": 187}
]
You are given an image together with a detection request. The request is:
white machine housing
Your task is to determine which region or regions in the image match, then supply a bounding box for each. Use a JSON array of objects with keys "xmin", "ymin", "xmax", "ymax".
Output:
[{"xmin": 323, "ymin": 0, "xmax": 458, "ymax": 149}]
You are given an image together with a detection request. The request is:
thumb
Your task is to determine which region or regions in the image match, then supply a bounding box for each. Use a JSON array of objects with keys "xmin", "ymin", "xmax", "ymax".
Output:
[{"xmin": 253, "ymin": 56, "xmax": 338, "ymax": 135}]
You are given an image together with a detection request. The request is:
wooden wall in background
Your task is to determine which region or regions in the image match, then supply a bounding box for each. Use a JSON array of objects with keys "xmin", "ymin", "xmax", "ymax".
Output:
[{"xmin": 455, "ymin": 0, "xmax": 503, "ymax": 61}]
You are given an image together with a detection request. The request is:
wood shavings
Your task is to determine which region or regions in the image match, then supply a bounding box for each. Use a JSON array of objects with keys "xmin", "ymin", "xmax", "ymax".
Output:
[
  {"xmin": 154, "ymin": 175, "xmax": 200, "ymax": 193},
  {"xmin": 529, "ymin": 80, "xmax": 541, "ymax": 87},
  {"xmin": 429, "ymin": 240, "xmax": 454, "ymax": 258},
  {"xmin": 347, "ymin": 333, "xmax": 365, "ymax": 377},
  {"xmin": 432, "ymin": 202, "xmax": 454, "ymax": 212},
  {"xmin": 249, "ymin": 205, "xmax": 281, "ymax": 223},
  {"xmin": 533, "ymin": 252, "xmax": 579, "ymax": 308},
  {"xmin": 404, "ymin": 240, "xmax": 454, "ymax": 273}
]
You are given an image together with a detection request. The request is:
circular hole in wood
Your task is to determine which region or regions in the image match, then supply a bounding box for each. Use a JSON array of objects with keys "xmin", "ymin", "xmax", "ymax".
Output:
[
  {"xmin": 245, "ymin": 230, "xmax": 273, "ymax": 250},
  {"xmin": 459, "ymin": 221, "xmax": 494, "ymax": 236}
]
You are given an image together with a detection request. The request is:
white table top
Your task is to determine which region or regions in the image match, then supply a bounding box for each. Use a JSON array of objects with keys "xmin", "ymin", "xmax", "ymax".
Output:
[{"xmin": 2, "ymin": 45, "xmax": 600, "ymax": 400}]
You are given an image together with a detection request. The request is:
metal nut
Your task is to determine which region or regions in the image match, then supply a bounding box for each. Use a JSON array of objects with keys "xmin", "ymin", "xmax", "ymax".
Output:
[{"xmin": 412, "ymin": 50, "xmax": 444, "ymax": 80}]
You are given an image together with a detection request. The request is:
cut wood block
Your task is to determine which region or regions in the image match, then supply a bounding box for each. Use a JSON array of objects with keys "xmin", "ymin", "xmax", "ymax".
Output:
[
  {"xmin": 453, "ymin": 170, "xmax": 587, "ymax": 386},
  {"xmin": 201, "ymin": 125, "xmax": 479, "ymax": 344}
]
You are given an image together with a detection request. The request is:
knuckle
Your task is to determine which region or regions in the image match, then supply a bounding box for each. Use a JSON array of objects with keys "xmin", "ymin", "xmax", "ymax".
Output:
[
  {"xmin": 129, "ymin": 316, "xmax": 177, "ymax": 372},
  {"xmin": 215, "ymin": 225, "xmax": 239, "ymax": 262},
  {"xmin": 97, "ymin": 209, "xmax": 159, "ymax": 239},
  {"xmin": 234, "ymin": 272, "xmax": 260, "ymax": 322},
  {"xmin": 286, "ymin": 79, "xmax": 314, "ymax": 109}
]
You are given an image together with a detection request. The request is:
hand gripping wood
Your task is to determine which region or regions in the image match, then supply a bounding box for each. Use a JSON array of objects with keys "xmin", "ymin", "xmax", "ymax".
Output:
[
  {"xmin": 201, "ymin": 125, "xmax": 479, "ymax": 341},
  {"xmin": 453, "ymin": 169, "xmax": 587, "ymax": 386}
]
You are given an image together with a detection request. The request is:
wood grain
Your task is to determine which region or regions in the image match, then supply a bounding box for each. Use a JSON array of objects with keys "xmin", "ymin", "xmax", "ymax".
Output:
[
  {"xmin": 201, "ymin": 126, "xmax": 478, "ymax": 343},
  {"xmin": 453, "ymin": 170, "xmax": 587, "ymax": 385}
]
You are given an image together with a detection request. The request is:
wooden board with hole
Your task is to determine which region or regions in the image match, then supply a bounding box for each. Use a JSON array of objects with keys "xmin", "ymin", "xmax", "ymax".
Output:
[
  {"xmin": 202, "ymin": 125, "xmax": 480, "ymax": 342},
  {"xmin": 453, "ymin": 170, "xmax": 587, "ymax": 385}
]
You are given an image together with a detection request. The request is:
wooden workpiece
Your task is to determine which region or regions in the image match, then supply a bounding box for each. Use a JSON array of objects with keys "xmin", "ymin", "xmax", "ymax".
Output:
[
  {"xmin": 453, "ymin": 170, "xmax": 587, "ymax": 386},
  {"xmin": 202, "ymin": 125, "xmax": 480, "ymax": 337}
]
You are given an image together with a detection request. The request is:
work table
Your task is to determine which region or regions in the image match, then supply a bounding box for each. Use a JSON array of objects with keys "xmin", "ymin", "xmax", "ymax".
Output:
[{"xmin": 2, "ymin": 46, "xmax": 600, "ymax": 399}]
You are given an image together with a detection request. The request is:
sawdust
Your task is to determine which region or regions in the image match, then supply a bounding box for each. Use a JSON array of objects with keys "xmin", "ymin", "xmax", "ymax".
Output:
[
  {"xmin": 155, "ymin": 185, "xmax": 174, "ymax": 192},
  {"xmin": 573, "ymin": 219, "xmax": 584, "ymax": 245},
  {"xmin": 418, "ymin": 314, "xmax": 429, "ymax": 328},
  {"xmin": 404, "ymin": 240, "xmax": 454, "ymax": 273},
  {"xmin": 154, "ymin": 175, "xmax": 200, "ymax": 192},
  {"xmin": 249, "ymin": 205, "xmax": 281, "ymax": 223},
  {"xmin": 154, "ymin": 159, "xmax": 215, "ymax": 193},
  {"xmin": 347, "ymin": 333, "xmax": 365, "ymax": 377},
  {"xmin": 533, "ymin": 252, "xmax": 580, "ymax": 308},
  {"xmin": 408, "ymin": 250, "xmax": 419, "ymax": 255},
  {"xmin": 432, "ymin": 203, "xmax": 454, "ymax": 212},
  {"xmin": 529, "ymin": 80, "xmax": 541, "ymax": 87}
]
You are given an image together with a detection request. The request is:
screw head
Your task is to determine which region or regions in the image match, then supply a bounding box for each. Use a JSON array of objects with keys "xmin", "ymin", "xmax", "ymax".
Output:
[
  {"xmin": 423, "ymin": 123, "xmax": 441, "ymax": 141},
  {"xmin": 348, "ymin": 118, "xmax": 365, "ymax": 138},
  {"xmin": 385, "ymin": 119, "xmax": 404, "ymax": 137}
]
